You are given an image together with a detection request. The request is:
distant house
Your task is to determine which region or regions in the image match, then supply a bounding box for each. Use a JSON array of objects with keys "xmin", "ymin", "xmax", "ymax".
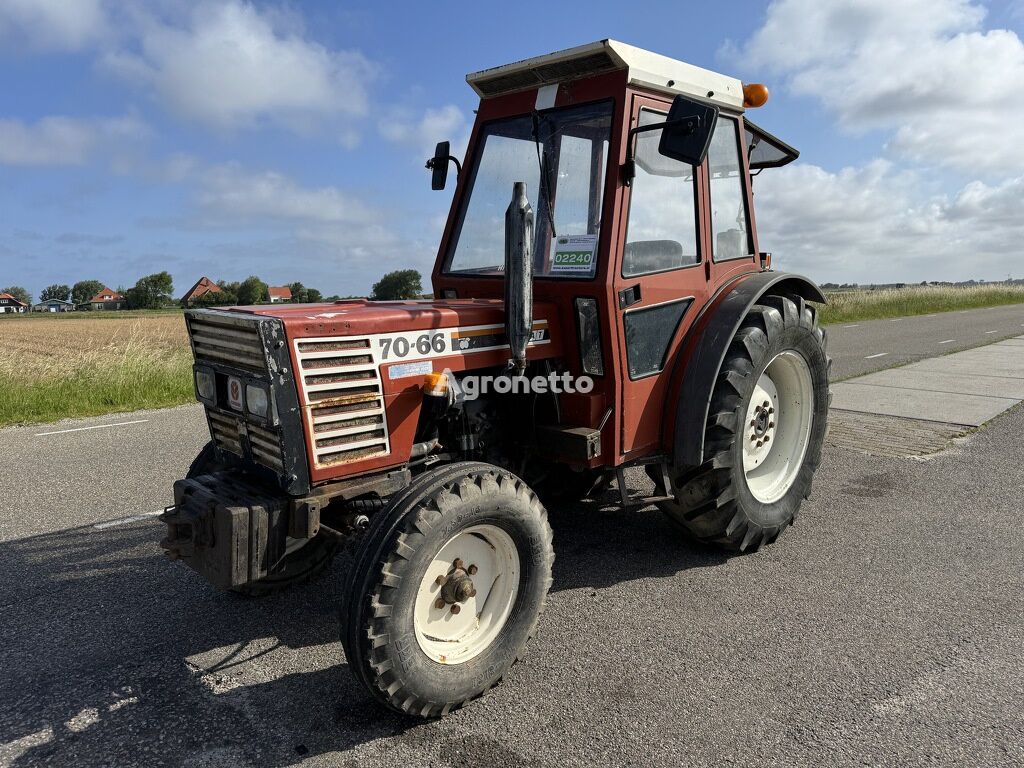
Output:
[
  {"xmin": 268, "ymin": 286, "xmax": 292, "ymax": 303},
  {"xmin": 180, "ymin": 276, "xmax": 222, "ymax": 306},
  {"xmin": 88, "ymin": 287, "xmax": 126, "ymax": 311},
  {"xmin": 0, "ymin": 293, "xmax": 28, "ymax": 313},
  {"xmin": 33, "ymin": 298, "xmax": 75, "ymax": 312}
]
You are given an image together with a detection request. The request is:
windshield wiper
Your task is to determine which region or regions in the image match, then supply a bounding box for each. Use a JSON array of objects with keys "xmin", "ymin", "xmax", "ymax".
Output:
[{"xmin": 531, "ymin": 111, "xmax": 557, "ymax": 239}]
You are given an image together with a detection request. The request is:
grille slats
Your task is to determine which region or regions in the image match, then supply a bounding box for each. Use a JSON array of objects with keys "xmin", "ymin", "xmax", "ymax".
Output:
[
  {"xmin": 294, "ymin": 334, "xmax": 390, "ymax": 467},
  {"xmin": 188, "ymin": 315, "xmax": 267, "ymax": 373},
  {"xmin": 187, "ymin": 311, "xmax": 285, "ymax": 475}
]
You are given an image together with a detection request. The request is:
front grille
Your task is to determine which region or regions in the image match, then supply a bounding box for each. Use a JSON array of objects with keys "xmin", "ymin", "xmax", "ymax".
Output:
[
  {"xmin": 293, "ymin": 336, "xmax": 390, "ymax": 467},
  {"xmin": 186, "ymin": 311, "xmax": 287, "ymax": 477},
  {"xmin": 206, "ymin": 410, "xmax": 285, "ymax": 474},
  {"xmin": 187, "ymin": 314, "xmax": 267, "ymax": 372}
]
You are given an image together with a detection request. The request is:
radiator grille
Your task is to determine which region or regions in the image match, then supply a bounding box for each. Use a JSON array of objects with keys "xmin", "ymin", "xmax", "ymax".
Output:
[
  {"xmin": 206, "ymin": 410, "xmax": 285, "ymax": 473},
  {"xmin": 187, "ymin": 314, "xmax": 267, "ymax": 372},
  {"xmin": 293, "ymin": 336, "xmax": 390, "ymax": 467}
]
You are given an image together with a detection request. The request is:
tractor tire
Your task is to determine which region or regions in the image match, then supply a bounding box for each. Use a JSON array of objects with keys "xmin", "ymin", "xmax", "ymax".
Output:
[
  {"xmin": 187, "ymin": 440, "xmax": 339, "ymax": 597},
  {"xmin": 341, "ymin": 461, "xmax": 554, "ymax": 718},
  {"xmin": 660, "ymin": 294, "xmax": 830, "ymax": 551}
]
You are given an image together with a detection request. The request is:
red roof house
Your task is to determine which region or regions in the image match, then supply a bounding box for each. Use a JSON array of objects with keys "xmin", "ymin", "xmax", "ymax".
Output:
[
  {"xmin": 268, "ymin": 286, "xmax": 292, "ymax": 303},
  {"xmin": 0, "ymin": 292, "xmax": 28, "ymax": 313},
  {"xmin": 88, "ymin": 287, "xmax": 126, "ymax": 311},
  {"xmin": 180, "ymin": 277, "xmax": 222, "ymax": 306}
]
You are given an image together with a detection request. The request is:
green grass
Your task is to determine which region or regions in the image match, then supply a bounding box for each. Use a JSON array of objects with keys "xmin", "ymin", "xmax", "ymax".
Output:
[
  {"xmin": 1, "ymin": 314, "xmax": 193, "ymax": 427},
  {"xmin": 819, "ymin": 284, "xmax": 1024, "ymax": 325},
  {"xmin": 0, "ymin": 354, "xmax": 194, "ymax": 425}
]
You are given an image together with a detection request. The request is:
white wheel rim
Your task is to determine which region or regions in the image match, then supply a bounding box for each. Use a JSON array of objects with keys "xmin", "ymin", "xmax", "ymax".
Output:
[
  {"xmin": 413, "ymin": 524, "xmax": 520, "ymax": 665},
  {"xmin": 742, "ymin": 350, "xmax": 814, "ymax": 504}
]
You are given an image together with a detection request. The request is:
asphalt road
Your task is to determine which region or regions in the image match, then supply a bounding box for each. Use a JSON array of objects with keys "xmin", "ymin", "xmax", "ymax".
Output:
[
  {"xmin": 2, "ymin": 306, "xmax": 1023, "ymax": 767},
  {"xmin": 825, "ymin": 303, "xmax": 1024, "ymax": 380}
]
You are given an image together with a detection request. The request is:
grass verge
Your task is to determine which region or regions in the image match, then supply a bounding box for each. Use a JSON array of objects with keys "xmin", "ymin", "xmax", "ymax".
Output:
[
  {"xmin": 819, "ymin": 284, "xmax": 1024, "ymax": 325},
  {"xmin": 0, "ymin": 356, "xmax": 193, "ymax": 425},
  {"xmin": 0, "ymin": 314, "xmax": 193, "ymax": 427}
]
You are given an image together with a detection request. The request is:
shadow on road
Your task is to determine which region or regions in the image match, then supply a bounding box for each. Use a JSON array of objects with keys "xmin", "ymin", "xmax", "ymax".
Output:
[{"xmin": 1, "ymin": 492, "xmax": 725, "ymax": 766}]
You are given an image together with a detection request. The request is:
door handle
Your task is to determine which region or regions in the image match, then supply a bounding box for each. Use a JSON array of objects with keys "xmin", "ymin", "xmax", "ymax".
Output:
[{"xmin": 618, "ymin": 284, "xmax": 642, "ymax": 309}]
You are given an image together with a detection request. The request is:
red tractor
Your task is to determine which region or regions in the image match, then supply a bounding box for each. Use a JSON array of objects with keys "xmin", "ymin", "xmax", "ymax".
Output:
[{"xmin": 162, "ymin": 40, "xmax": 829, "ymax": 717}]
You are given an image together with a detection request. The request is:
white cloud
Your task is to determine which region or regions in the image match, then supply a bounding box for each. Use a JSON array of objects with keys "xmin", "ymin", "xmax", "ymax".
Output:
[
  {"xmin": 0, "ymin": 0, "xmax": 107, "ymax": 51},
  {"xmin": 755, "ymin": 161, "xmax": 1024, "ymax": 283},
  {"xmin": 103, "ymin": 1, "xmax": 375, "ymax": 132},
  {"xmin": 732, "ymin": 0, "xmax": 1024, "ymax": 174},
  {"xmin": 196, "ymin": 164, "xmax": 378, "ymax": 226},
  {"xmin": 380, "ymin": 104, "xmax": 469, "ymax": 161},
  {"xmin": 0, "ymin": 115, "xmax": 147, "ymax": 166}
]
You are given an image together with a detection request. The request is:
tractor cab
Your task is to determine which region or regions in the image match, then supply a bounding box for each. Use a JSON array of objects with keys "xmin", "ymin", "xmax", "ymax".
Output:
[{"xmin": 431, "ymin": 39, "xmax": 799, "ymax": 460}]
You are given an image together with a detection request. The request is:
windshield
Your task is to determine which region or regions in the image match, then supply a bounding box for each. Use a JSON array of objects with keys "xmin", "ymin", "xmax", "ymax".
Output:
[{"xmin": 444, "ymin": 101, "xmax": 613, "ymax": 279}]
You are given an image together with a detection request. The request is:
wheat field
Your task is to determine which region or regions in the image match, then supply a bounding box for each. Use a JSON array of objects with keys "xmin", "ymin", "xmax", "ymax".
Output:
[
  {"xmin": 0, "ymin": 314, "xmax": 193, "ymax": 426},
  {"xmin": 819, "ymin": 283, "xmax": 1024, "ymax": 324}
]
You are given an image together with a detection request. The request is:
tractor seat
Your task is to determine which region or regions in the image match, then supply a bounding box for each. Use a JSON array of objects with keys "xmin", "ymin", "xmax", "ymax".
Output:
[{"xmin": 623, "ymin": 240, "xmax": 696, "ymax": 275}]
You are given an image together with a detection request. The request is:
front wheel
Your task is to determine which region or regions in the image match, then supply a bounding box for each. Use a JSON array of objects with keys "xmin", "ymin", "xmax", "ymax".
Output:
[
  {"xmin": 660, "ymin": 294, "xmax": 830, "ymax": 551},
  {"xmin": 341, "ymin": 462, "xmax": 554, "ymax": 717}
]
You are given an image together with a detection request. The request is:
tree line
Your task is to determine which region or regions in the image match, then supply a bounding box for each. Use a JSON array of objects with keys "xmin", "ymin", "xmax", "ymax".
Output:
[{"xmin": 3, "ymin": 268, "xmax": 425, "ymax": 310}]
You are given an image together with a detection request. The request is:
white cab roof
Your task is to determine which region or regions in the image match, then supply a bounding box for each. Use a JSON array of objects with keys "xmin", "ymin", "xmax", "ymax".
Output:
[{"xmin": 467, "ymin": 39, "xmax": 744, "ymax": 110}]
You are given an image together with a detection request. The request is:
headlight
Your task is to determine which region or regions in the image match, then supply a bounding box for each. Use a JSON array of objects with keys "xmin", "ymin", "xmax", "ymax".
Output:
[
  {"xmin": 195, "ymin": 368, "xmax": 216, "ymax": 402},
  {"xmin": 246, "ymin": 383, "xmax": 269, "ymax": 418}
]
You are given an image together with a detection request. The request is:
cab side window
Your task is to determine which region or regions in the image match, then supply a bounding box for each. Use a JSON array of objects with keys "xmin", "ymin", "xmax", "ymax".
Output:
[
  {"xmin": 622, "ymin": 109, "xmax": 699, "ymax": 277},
  {"xmin": 708, "ymin": 117, "xmax": 753, "ymax": 261}
]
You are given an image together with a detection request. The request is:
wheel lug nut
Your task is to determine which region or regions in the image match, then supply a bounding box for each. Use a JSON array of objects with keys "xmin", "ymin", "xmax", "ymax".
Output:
[
  {"xmin": 756, "ymin": 440, "xmax": 763, "ymax": 448},
  {"xmin": 450, "ymin": 604, "xmax": 461, "ymax": 615},
  {"xmin": 453, "ymin": 558, "xmax": 464, "ymax": 570},
  {"xmin": 768, "ymin": 407, "xmax": 775, "ymax": 414},
  {"xmin": 763, "ymin": 400, "xmax": 770, "ymax": 408},
  {"xmin": 763, "ymin": 435, "xmax": 771, "ymax": 443},
  {"xmin": 435, "ymin": 575, "xmax": 447, "ymax": 586},
  {"xmin": 467, "ymin": 564, "xmax": 478, "ymax": 575},
  {"xmin": 750, "ymin": 419, "xmax": 757, "ymax": 427},
  {"xmin": 434, "ymin": 598, "xmax": 446, "ymax": 610},
  {"xmin": 469, "ymin": 587, "xmax": 477, "ymax": 597},
  {"xmin": 750, "ymin": 435, "xmax": 758, "ymax": 442},
  {"xmin": 769, "ymin": 421, "xmax": 774, "ymax": 428}
]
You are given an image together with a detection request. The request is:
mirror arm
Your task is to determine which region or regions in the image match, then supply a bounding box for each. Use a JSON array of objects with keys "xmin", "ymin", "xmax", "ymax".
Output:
[
  {"xmin": 425, "ymin": 154, "xmax": 462, "ymax": 177},
  {"xmin": 622, "ymin": 114, "xmax": 701, "ymax": 187}
]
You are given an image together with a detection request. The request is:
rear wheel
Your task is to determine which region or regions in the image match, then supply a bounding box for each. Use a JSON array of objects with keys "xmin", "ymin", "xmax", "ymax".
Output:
[
  {"xmin": 661, "ymin": 294, "xmax": 830, "ymax": 551},
  {"xmin": 341, "ymin": 461, "xmax": 554, "ymax": 717}
]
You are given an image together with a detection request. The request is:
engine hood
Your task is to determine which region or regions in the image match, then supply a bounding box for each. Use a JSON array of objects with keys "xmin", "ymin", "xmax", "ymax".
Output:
[{"xmin": 224, "ymin": 298, "xmax": 559, "ymax": 337}]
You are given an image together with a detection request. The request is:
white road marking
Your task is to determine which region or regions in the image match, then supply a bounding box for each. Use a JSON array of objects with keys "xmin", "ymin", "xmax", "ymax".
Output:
[
  {"xmin": 865, "ymin": 352, "xmax": 889, "ymax": 359},
  {"xmin": 93, "ymin": 511, "xmax": 163, "ymax": 530},
  {"xmin": 938, "ymin": 339, "xmax": 956, "ymax": 344},
  {"xmin": 984, "ymin": 330, "xmax": 997, "ymax": 334},
  {"xmin": 889, "ymin": 318, "xmax": 901, "ymax": 322},
  {"xmin": 843, "ymin": 324, "xmax": 859, "ymax": 328},
  {"xmin": 37, "ymin": 419, "xmax": 148, "ymax": 437}
]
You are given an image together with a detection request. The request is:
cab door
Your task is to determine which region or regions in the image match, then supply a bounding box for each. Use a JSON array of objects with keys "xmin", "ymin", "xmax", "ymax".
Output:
[{"xmin": 612, "ymin": 92, "xmax": 711, "ymax": 458}]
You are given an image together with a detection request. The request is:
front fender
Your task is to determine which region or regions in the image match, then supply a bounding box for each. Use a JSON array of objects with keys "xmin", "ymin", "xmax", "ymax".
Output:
[{"xmin": 669, "ymin": 272, "xmax": 826, "ymax": 469}]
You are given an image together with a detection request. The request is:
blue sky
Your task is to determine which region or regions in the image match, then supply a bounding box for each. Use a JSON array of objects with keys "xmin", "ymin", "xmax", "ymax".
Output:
[{"xmin": 2, "ymin": 0, "xmax": 1023, "ymax": 301}]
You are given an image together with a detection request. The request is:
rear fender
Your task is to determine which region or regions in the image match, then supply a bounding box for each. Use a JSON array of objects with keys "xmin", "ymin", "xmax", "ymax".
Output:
[{"xmin": 668, "ymin": 273, "xmax": 826, "ymax": 469}]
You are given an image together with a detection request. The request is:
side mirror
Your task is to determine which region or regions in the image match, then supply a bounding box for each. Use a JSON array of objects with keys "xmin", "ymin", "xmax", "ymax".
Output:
[
  {"xmin": 658, "ymin": 95, "xmax": 719, "ymax": 166},
  {"xmin": 425, "ymin": 141, "xmax": 462, "ymax": 191},
  {"xmin": 427, "ymin": 141, "xmax": 450, "ymax": 190}
]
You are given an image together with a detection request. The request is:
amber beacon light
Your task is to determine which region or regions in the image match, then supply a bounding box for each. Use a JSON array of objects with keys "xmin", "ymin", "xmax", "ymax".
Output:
[{"xmin": 742, "ymin": 83, "xmax": 770, "ymax": 108}]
